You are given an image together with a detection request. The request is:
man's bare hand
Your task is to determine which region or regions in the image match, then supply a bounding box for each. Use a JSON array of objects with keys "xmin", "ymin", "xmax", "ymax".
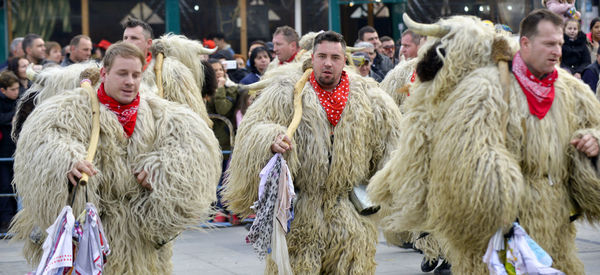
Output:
[
  {"xmin": 271, "ymin": 134, "xmax": 292, "ymax": 154},
  {"xmin": 135, "ymin": 171, "xmax": 153, "ymax": 191},
  {"xmin": 570, "ymin": 134, "xmax": 599, "ymax": 157},
  {"xmin": 67, "ymin": 160, "xmax": 97, "ymax": 186}
]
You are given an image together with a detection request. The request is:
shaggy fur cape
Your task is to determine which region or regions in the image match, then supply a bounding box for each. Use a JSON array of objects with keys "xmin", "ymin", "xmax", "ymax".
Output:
[
  {"xmin": 224, "ymin": 64, "xmax": 402, "ymax": 274},
  {"xmin": 10, "ymin": 88, "xmax": 221, "ymax": 274},
  {"xmin": 370, "ymin": 66, "xmax": 600, "ymax": 275},
  {"xmin": 369, "ymin": 15, "xmax": 600, "ymax": 274},
  {"xmin": 380, "ymin": 58, "xmax": 418, "ymax": 111}
]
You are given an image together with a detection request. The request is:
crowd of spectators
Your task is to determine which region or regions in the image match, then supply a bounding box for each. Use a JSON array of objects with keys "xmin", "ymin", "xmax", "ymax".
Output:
[{"xmin": 5, "ymin": 4, "xmax": 600, "ymax": 230}]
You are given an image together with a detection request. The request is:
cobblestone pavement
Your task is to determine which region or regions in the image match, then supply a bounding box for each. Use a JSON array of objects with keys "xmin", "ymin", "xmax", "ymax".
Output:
[{"xmin": 1, "ymin": 223, "xmax": 599, "ymax": 274}]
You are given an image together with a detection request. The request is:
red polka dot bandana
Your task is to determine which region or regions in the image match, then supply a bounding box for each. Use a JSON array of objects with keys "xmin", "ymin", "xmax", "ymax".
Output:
[{"xmin": 309, "ymin": 70, "xmax": 349, "ymax": 127}]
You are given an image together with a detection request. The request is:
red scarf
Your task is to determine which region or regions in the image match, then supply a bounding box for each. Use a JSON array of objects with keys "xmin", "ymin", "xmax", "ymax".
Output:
[
  {"xmin": 279, "ymin": 51, "xmax": 297, "ymax": 65},
  {"xmin": 143, "ymin": 52, "xmax": 152, "ymax": 72},
  {"xmin": 310, "ymin": 70, "xmax": 350, "ymax": 127},
  {"xmin": 97, "ymin": 83, "xmax": 140, "ymax": 137},
  {"xmin": 512, "ymin": 52, "xmax": 557, "ymax": 120}
]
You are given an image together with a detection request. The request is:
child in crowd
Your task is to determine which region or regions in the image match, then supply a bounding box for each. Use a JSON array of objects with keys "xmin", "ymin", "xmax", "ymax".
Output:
[
  {"xmin": 561, "ymin": 19, "xmax": 591, "ymax": 78},
  {"xmin": 543, "ymin": 0, "xmax": 580, "ymax": 21},
  {"xmin": 234, "ymin": 90, "xmax": 254, "ymax": 129},
  {"xmin": 0, "ymin": 71, "xmax": 20, "ymax": 234}
]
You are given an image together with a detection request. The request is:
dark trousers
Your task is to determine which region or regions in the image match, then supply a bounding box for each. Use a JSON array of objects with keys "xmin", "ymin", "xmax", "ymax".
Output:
[{"xmin": 0, "ymin": 162, "xmax": 16, "ymax": 224}]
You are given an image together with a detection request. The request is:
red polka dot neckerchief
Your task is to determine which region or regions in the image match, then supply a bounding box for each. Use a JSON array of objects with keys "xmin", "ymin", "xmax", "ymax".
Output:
[{"xmin": 309, "ymin": 70, "xmax": 350, "ymax": 127}]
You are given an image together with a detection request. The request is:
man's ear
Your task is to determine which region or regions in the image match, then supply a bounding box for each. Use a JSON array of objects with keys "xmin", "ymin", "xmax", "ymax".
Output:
[
  {"xmin": 0, "ymin": 88, "xmax": 6, "ymax": 96},
  {"xmin": 100, "ymin": 67, "xmax": 106, "ymax": 82},
  {"xmin": 147, "ymin": 39, "xmax": 153, "ymax": 51},
  {"xmin": 520, "ymin": 36, "xmax": 530, "ymax": 51}
]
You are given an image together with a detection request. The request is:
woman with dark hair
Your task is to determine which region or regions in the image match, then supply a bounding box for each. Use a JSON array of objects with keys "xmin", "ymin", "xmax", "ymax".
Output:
[
  {"xmin": 587, "ymin": 17, "xmax": 600, "ymax": 60},
  {"xmin": 239, "ymin": 46, "xmax": 271, "ymax": 85},
  {"xmin": 7, "ymin": 57, "xmax": 30, "ymax": 95}
]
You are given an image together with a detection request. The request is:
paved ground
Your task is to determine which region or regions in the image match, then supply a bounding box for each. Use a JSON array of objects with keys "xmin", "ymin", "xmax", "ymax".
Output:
[{"xmin": 1, "ymin": 222, "xmax": 599, "ymax": 274}]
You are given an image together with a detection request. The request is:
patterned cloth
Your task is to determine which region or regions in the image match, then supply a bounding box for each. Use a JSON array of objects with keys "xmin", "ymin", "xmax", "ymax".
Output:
[
  {"xmin": 97, "ymin": 83, "xmax": 140, "ymax": 137},
  {"xmin": 310, "ymin": 70, "xmax": 350, "ymax": 126},
  {"xmin": 73, "ymin": 203, "xmax": 111, "ymax": 275},
  {"xmin": 36, "ymin": 206, "xmax": 75, "ymax": 275},
  {"xmin": 512, "ymin": 52, "xmax": 557, "ymax": 120},
  {"xmin": 246, "ymin": 153, "xmax": 295, "ymax": 260}
]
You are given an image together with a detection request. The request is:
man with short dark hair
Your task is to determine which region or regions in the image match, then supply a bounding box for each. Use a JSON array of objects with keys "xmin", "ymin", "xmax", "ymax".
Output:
[
  {"xmin": 61, "ymin": 34, "xmax": 93, "ymax": 66},
  {"xmin": 357, "ymin": 26, "xmax": 394, "ymax": 78},
  {"xmin": 210, "ymin": 32, "xmax": 234, "ymax": 60},
  {"xmin": 269, "ymin": 25, "xmax": 299, "ymax": 69},
  {"xmin": 22, "ymin": 33, "xmax": 46, "ymax": 65},
  {"xmin": 370, "ymin": 9, "xmax": 600, "ymax": 274},
  {"xmin": 10, "ymin": 42, "xmax": 221, "ymax": 274},
  {"xmin": 380, "ymin": 35, "xmax": 398, "ymax": 65},
  {"xmin": 224, "ymin": 30, "xmax": 402, "ymax": 274},
  {"xmin": 122, "ymin": 17, "xmax": 153, "ymax": 70},
  {"xmin": 399, "ymin": 30, "xmax": 422, "ymax": 60}
]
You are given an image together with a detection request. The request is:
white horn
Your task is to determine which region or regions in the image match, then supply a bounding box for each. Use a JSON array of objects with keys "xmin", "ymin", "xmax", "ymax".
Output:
[{"xmin": 403, "ymin": 13, "xmax": 450, "ymax": 37}]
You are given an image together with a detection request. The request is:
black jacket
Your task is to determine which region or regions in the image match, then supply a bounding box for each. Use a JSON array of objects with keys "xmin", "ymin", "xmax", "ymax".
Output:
[
  {"xmin": 0, "ymin": 93, "xmax": 17, "ymax": 157},
  {"xmin": 561, "ymin": 32, "xmax": 591, "ymax": 74}
]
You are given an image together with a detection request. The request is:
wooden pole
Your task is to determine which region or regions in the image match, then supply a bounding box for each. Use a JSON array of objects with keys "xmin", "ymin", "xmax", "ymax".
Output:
[
  {"xmin": 239, "ymin": 0, "xmax": 247, "ymax": 59},
  {"xmin": 81, "ymin": 0, "xmax": 89, "ymax": 36},
  {"xmin": 367, "ymin": 3, "xmax": 374, "ymax": 27},
  {"xmin": 6, "ymin": 0, "xmax": 12, "ymax": 43}
]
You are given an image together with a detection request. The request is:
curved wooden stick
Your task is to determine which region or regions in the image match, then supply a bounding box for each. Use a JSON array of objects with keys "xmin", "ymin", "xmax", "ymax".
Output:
[
  {"xmin": 155, "ymin": 52, "xmax": 165, "ymax": 98},
  {"xmin": 78, "ymin": 80, "xmax": 101, "ymax": 186},
  {"xmin": 285, "ymin": 68, "xmax": 312, "ymax": 138}
]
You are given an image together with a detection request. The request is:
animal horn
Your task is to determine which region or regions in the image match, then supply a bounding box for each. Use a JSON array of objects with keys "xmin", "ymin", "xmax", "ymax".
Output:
[
  {"xmin": 346, "ymin": 46, "xmax": 365, "ymax": 53},
  {"xmin": 26, "ymin": 64, "xmax": 38, "ymax": 81},
  {"xmin": 403, "ymin": 13, "xmax": 450, "ymax": 37},
  {"xmin": 199, "ymin": 46, "xmax": 217, "ymax": 55}
]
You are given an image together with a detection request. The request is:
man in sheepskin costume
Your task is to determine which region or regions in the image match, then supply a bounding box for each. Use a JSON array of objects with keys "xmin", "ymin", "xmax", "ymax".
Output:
[
  {"xmin": 224, "ymin": 31, "xmax": 401, "ymax": 274},
  {"xmin": 9, "ymin": 42, "xmax": 221, "ymax": 274},
  {"xmin": 369, "ymin": 9, "xmax": 600, "ymax": 275}
]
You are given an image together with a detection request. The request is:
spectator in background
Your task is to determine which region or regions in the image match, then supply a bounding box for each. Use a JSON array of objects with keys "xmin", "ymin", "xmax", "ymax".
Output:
[
  {"xmin": 22, "ymin": 33, "xmax": 46, "ymax": 65},
  {"xmin": 44, "ymin": 41, "xmax": 63, "ymax": 64},
  {"xmin": 207, "ymin": 58, "xmax": 239, "ymax": 152},
  {"xmin": 122, "ymin": 17, "xmax": 153, "ymax": 70},
  {"xmin": 265, "ymin": 41, "xmax": 275, "ymax": 59},
  {"xmin": 0, "ymin": 37, "xmax": 24, "ymax": 71},
  {"xmin": 61, "ymin": 35, "xmax": 93, "ymax": 66},
  {"xmin": 357, "ymin": 26, "xmax": 393, "ymax": 77},
  {"xmin": 271, "ymin": 26, "xmax": 299, "ymax": 68},
  {"xmin": 246, "ymin": 40, "xmax": 266, "ymax": 67},
  {"xmin": 211, "ymin": 32, "xmax": 235, "ymax": 60},
  {"xmin": 352, "ymin": 51, "xmax": 377, "ymax": 80},
  {"xmin": 399, "ymin": 30, "xmax": 423, "ymax": 61},
  {"xmin": 207, "ymin": 58, "xmax": 240, "ymax": 224},
  {"xmin": 354, "ymin": 41, "xmax": 383, "ymax": 82},
  {"xmin": 229, "ymin": 54, "xmax": 249, "ymax": 83},
  {"xmin": 582, "ymin": 47, "xmax": 600, "ymax": 92},
  {"xmin": 561, "ymin": 19, "xmax": 590, "ymax": 78},
  {"xmin": 380, "ymin": 36, "xmax": 398, "ymax": 65},
  {"xmin": 10, "ymin": 37, "xmax": 24, "ymax": 59},
  {"xmin": 234, "ymin": 90, "xmax": 254, "ymax": 128},
  {"xmin": 234, "ymin": 54, "xmax": 246, "ymax": 69},
  {"xmin": 543, "ymin": 0, "xmax": 580, "ymax": 22},
  {"xmin": 0, "ymin": 71, "xmax": 20, "ymax": 234},
  {"xmin": 240, "ymin": 46, "xmax": 271, "ymax": 85},
  {"xmin": 7, "ymin": 57, "xmax": 30, "ymax": 94},
  {"xmin": 587, "ymin": 17, "xmax": 600, "ymax": 61},
  {"xmin": 93, "ymin": 39, "xmax": 111, "ymax": 61}
]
